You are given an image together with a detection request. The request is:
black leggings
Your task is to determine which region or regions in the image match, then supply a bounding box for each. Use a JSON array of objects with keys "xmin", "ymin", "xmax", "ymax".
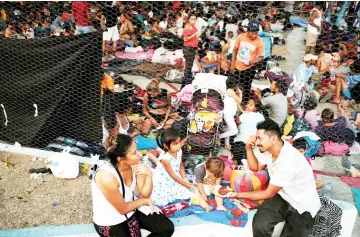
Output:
[
  {"xmin": 231, "ymin": 67, "xmax": 257, "ymax": 104},
  {"xmin": 183, "ymin": 46, "xmax": 196, "ymax": 78},
  {"xmin": 94, "ymin": 211, "xmax": 174, "ymax": 237}
]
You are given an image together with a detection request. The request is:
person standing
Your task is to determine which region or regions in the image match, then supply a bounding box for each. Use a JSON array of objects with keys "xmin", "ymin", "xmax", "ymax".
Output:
[
  {"xmin": 72, "ymin": 1, "xmax": 93, "ymax": 35},
  {"xmin": 182, "ymin": 14, "xmax": 199, "ymax": 87},
  {"xmin": 306, "ymin": 3, "xmax": 324, "ymax": 54},
  {"xmin": 230, "ymin": 20, "xmax": 264, "ymax": 104},
  {"xmin": 228, "ymin": 119, "xmax": 321, "ymax": 237},
  {"xmin": 101, "ymin": 2, "xmax": 121, "ymax": 55}
]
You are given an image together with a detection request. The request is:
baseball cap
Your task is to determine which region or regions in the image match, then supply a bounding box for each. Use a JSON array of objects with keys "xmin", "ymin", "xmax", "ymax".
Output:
[
  {"xmin": 247, "ymin": 20, "xmax": 260, "ymax": 32},
  {"xmin": 265, "ymin": 71, "xmax": 293, "ymax": 96},
  {"xmin": 303, "ymin": 54, "xmax": 318, "ymax": 62}
]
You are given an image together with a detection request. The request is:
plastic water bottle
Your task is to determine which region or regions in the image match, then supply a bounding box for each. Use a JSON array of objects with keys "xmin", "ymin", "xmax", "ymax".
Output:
[
  {"xmin": 321, "ymin": 180, "xmax": 332, "ymax": 196},
  {"xmin": 161, "ymin": 202, "xmax": 190, "ymax": 216}
]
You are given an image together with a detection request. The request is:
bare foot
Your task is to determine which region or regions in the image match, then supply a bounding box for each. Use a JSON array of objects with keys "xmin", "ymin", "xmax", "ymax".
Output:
[
  {"xmin": 333, "ymin": 98, "xmax": 341, "ymax": 104},
  {"xmin": 216, "ymin": 205, "xmax": 228, "ymax": 212},
  {"xmin": 205, "ymin": 205, "xmax": 213, "ymax": 212}
]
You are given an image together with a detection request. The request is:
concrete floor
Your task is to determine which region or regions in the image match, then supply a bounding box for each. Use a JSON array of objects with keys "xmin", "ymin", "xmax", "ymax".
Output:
[{"xmin": 120, "ymin": 27, "xmax": 360, "ymax": 236}]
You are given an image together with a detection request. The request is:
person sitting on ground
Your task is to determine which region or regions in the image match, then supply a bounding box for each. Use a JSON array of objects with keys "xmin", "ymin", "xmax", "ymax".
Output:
[
  {"xmin": 119, "ymin": 13, "xmax": 135, "ymax": 47},
  {"xmin": 226, "ymin": 31, "xmax": 235, "ymax": 57},
  {"xmin": 4, "ymin": 22, "xmax": 17, "ymax": 38},
  {"xmin": 255, "ymin": 73, "xmax": 289, "ymax": 127},
  {"xmin": 232, "ymin": 97, "xmax": 265, "ymax": 160},
  {"xmin": 142, "ymin": 79, "xmax": 174, "ymax": 135},
  {"xmin": 216, "ymin": 43, "xmax": 230, "ymax": 75},
  {"xmin": 348, "ymin": 112, "xmax": 360, "ymax": 131},
  {"xmin": 315, "ymin": 105, "xmax": 356, "ymax": 148},
  {"xmin": 101, "ymin": 90, "xmax": 139, "ymax": 145},
  {"xmin": 151, "ymin": 128, "xmax": 196, "ymax": 206},
  {"xmin": 292, "ymin": 137, "xmax": 324, "ymax": 191},
  {"xmin": 200, "ymin": 42, "xmax": 218, "ymax": 73},
  {"xmin": 92, "ymin": 134, "xmax": 174, "ymax": 237},
  {"xmin": 150, "ymin": 19, "xmax": 162, "ymax": 34},
  {"xmin": 22, "ymin": 22, "xmax": 34, "ymax": 39},
  {"xmin": 292, "ymin": 54, "xmax": 319, "ymax": 95},
  {"xmin": 227, "ymin": 119, "xmax": 321, "ymax": 237},
  {"xmin": 302, "ymin": 97, "xmax": 319, "ymax": 130},
  {"xmin": 207, "ymin": 11, "xmax": 217, "ymax": 27},
  {"xmin": 159, "ymin": 14, "xmax": 169, "ymax": 31},
  {"xmin": 333, "ymin": 63, "xmax": 360, "ymax": 104},
  {"xmin": 195, "ymin": 157, "xmax": 227, "ymax": 211}
]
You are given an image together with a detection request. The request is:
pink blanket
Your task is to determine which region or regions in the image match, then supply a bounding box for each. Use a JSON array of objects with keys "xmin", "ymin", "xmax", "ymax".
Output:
[{"xmin": 115, "ymin": 49, "xmax": 154, "ymax": 61}]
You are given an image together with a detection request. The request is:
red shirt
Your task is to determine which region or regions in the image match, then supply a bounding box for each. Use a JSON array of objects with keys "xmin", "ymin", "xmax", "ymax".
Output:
[
  {"xmin": 173, "ymin": 1, "xmax": 181, "ymax": 10},
  {"xmin": 72, "ymin": 1, "xmax": 91, "ymax": 26},
  {"xmin": 183, "ymin": 26, "xmax": 199, "ymax": 48}
]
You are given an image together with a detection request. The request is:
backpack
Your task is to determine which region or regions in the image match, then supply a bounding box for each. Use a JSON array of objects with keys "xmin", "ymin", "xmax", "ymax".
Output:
[
  {"xmin": 303, "ymin": 136, "xmax": 323, "ymax": 158},
  {"xmin": 165, "ymin": 69, "xmax": 184, "ymax": 83}
]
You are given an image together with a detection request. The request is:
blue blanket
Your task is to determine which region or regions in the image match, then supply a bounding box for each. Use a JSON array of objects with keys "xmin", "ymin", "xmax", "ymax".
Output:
[
  {"xmin": 165, "ymin": 197, "xmax": 248, "ymax": 227},
  {"xmin": 290, "ymin": 17, "xmax": 308, "ymax": 28},
  {"xmin": 351, "ymin": 187, "xmax": 360, "ymax": 214}
]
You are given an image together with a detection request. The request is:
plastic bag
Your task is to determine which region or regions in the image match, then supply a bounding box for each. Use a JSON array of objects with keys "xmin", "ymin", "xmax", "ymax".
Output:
[{"xmin": 49, "ymin": 147, "xmax": 79, "ymax": 179}]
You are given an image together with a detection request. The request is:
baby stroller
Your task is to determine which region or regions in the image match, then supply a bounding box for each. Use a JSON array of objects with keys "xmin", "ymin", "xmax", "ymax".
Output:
[{"xmin": 186, "ymin": 73, "xmax": 227, "ymax": 156}]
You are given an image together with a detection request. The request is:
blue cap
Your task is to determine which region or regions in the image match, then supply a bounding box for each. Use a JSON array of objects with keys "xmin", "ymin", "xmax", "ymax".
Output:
[{"xmin": 248, "ymin": 20, "xmax": 260, "ymax": 32}]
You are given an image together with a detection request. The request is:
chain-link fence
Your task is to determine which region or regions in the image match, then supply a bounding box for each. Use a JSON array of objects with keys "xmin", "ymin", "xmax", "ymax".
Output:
[{"xmin": 0, "ymin": 1, "xmax": 359, "ymax": 168}]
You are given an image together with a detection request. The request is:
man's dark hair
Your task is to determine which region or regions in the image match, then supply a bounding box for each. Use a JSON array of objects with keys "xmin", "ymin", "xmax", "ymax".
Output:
[{"xmin": 256, "ymin": 119, "xmax": 281, "ymax": 138}]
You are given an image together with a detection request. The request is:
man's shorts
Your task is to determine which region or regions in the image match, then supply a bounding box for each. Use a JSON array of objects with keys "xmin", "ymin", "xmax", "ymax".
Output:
[
  {"xmin": 103, "ymin": 25, "xmax": 119, "ymax": 41},
  {"xmin": 306, "ymin": 31, "xmax": 318, "ymax": 47}
]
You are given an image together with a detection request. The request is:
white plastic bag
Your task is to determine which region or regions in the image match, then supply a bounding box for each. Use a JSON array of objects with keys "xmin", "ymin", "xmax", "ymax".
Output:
[{"xmin": 49, "ymin": 147, "xmax": 79, "ymax": 179}]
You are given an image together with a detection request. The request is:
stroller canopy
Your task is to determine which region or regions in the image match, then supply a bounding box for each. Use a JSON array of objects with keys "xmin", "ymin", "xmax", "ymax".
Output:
[{"xmin": 192, "ymin": 73, "xmax": 227, "ymax": 99}]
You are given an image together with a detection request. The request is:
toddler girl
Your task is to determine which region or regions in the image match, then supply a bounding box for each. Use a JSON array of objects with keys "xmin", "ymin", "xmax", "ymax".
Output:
[
  {"xmin": 197, "ymin": 157, "xmax": 227, "ymax": 211},
  {"xmin": 151, "ymin": 128, "xmax": 194, "ymax": 206},
  {"xmin": 220, "ymin": 77, "xmax": 243, "ymax": 150}
]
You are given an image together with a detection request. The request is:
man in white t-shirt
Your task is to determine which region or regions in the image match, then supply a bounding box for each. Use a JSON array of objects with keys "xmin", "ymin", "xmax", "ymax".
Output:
[{"xmin": 228, "ymin": 119, "xmax": 320, "ymax": 237}]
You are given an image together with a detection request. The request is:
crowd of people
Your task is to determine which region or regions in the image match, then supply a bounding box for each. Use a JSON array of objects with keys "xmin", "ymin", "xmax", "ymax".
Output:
[{"xmin": 2, "ymin": 1, "xmax": 360, "ymax": 237}]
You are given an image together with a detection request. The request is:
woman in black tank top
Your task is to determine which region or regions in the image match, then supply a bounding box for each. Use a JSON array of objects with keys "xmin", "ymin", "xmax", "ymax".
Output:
[{"xmin": 142, "ymin": 79, "xmax": 174, "ymax": 135}]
